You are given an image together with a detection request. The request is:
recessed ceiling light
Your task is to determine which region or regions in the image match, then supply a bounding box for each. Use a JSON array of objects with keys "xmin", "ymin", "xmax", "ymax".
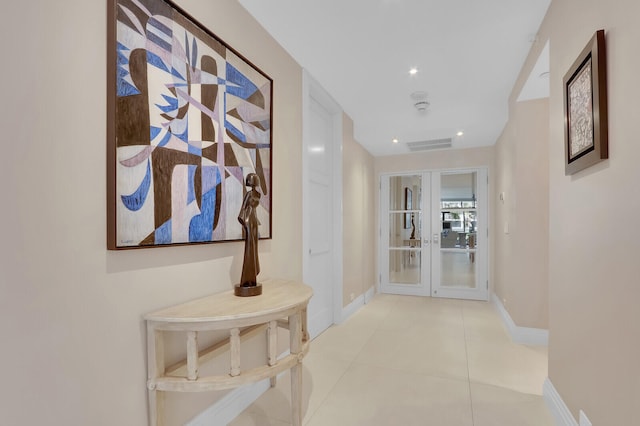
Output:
[
  {"xmin": 456, "ymin": 131, "xmax": 464, "ymax": 137},
  {"xmin": 409, "ymin": 67, "xmax": 418, "ymax": 75},
  {"xmin": 392, "ymin": 138, "xmax": 399, "ymax": 144}
]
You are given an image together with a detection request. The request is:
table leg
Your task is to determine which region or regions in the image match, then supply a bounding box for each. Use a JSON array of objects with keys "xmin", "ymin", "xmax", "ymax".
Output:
[
  {"xmin": 301, "ymin": 307, "xmax": 309, "ymax": 343},
  {"xmin": 186, "ymin": 331, "xmax": 198, "ymax": 381},
  {"xmin": 147, "ymin": 323, "xmax": 165, "ymax": 426},
  {"xmin": 230, "ymin": 328, "xmax": 241, "ymax": 377},
  {"xmin": 268, "ymin": 320, "xmax": 278, "ymax": 387},
  {"xmin": 289, "ymin": 312, "xmax": 303, "ymax": 426}
]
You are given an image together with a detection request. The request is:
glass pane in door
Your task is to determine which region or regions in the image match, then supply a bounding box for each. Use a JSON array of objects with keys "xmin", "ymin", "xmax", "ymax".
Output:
[
  {"xmin": 388, "ymin": 212, "xmax": 421, "ymax": 284},
  {"xmin": 440, "ymin": 172, "xmax": 477, "ymax": 288},
  {"xmin": 389, "ymin": 175, "xmax": 422, "ymax": 285}
]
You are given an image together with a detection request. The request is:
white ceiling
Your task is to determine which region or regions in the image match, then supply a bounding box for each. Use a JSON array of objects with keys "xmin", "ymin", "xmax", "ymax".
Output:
[{"xmin": 239, "ymin": 0, "xmax": 551, "ymax": 157}]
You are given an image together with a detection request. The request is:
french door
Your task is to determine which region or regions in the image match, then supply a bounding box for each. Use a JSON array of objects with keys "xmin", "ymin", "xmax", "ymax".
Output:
[{"xmin": 379, "ymin": 169, "xmax": 488, "ymax": 300}]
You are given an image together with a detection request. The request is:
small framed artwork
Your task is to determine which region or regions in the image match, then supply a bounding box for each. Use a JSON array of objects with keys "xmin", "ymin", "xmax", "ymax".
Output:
[
  {"xmin": 404, "ymin": 188, "xmax": 412, "ymax": 229},
  {"xmin": 563, "ymin": 29, "xmax": 608, "ymax": 175},
  {"xmin": 107, "ymin": 0, "xmax": 273, "ymax": 249}
]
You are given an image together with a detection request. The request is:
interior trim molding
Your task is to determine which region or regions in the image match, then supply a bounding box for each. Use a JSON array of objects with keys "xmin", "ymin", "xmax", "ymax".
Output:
[
  {"xmin": 543, "ymin": 378, "xmax": 578, "ymax": 426},
  {"xmin": 340, "ymin": 286, "xmax": 375, "ymax": 323},
  {"xmin": 491, "ymin": 293, "xmax": 549, "ymax": 346},
  {"xmin": 364, "ymin": 286, "xmax": 375, "ymax": 304},
  {"xmin": 186, "ymin": 378, "xmax": 271, "ymax": 426}
]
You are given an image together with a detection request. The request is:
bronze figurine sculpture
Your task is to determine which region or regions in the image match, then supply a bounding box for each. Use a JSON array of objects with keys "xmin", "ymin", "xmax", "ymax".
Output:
[
  {"xmin": 235, "ymin": 173, "xmax": 262, "ymax": 296},
  {"xmin": 410, "ymin": 213, "xmax": 416, "ymax": 240}
]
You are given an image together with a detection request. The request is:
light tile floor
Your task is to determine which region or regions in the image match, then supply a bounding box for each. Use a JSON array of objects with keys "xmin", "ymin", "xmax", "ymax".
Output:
[{"xmin": 230, "ymin": 294, "xmax": 553, "ymax": 426}]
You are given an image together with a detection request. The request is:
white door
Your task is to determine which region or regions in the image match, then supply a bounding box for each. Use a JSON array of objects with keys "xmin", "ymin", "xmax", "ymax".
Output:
[
  {"xmin": 380, "ymin": 173, "xmax": 431, "ymax": 296},
  {"xmin": 303, "ymin": 73, "xmax": 342, "ymax": 339},
  {"xmin": 380, "ymin": 169, "xmax": 488, "ymax": 301},
  {"xmin": 431, "ymin": 169, "xmax": 488, "ymax": 300}
]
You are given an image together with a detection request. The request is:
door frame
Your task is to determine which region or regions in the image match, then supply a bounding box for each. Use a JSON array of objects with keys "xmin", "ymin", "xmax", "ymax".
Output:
[
  {"xmin": 302, "ymin": 70, "xmax": 343, "ymax": 338},
  {"xmin": 378, "ymin": 167, "xmax": 490, "ymax": 301}
]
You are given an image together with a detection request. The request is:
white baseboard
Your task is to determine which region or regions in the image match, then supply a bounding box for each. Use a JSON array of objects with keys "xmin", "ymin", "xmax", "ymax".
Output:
[
  {"xmin": 543, "ymin": 378, "xmax": 578, "ymax": 426},
  {"xmin": 491, "ymin": 293, "xmax": 549, "ymax": 346},
  {"xmin": 340, "ymin": 293, "xmax": 365, "ymax": 323},
  {"xmin": 186, "ymin": 378, "xmax": 271, "ymax": 426},
  {"xmin": 579, "ymin": 410, "xmax": 592, "ymax": 426},
  {"xmin": 364, "ymin": 286, "xmax": 375, "ymax": 304},
  {"xmin": 340, "ymin": 286, "xmax": 376, "ymax": 323}
]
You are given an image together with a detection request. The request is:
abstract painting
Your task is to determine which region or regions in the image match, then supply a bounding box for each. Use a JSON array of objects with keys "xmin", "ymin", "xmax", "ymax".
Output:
[
  {"xmin": 567, "ymin": 60, "xmax": 594, "ymax": 159},
  {"xmin": 563, "ymin": 30, "xmax": 608, "ymax": 176},
  {"xmin": 107, "ymin": 0, "xmax": 272, "ymax": 249}
]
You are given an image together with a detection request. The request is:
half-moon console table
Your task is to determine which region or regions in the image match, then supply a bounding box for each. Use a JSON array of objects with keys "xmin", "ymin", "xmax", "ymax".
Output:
[{"xmin": 144, "ymin": 279, "xmax": 313, "ymax": 426}]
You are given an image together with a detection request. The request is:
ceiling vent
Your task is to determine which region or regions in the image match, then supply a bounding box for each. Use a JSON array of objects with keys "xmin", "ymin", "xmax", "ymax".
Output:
[{"xmin": 406, "ymin": 138, "xmax": 452, "ymax": 152}]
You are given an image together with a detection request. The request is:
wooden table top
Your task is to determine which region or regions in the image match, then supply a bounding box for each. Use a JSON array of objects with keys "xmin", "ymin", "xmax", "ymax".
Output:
[{"xmin": 145, "ymin": 279, "xmax": 313, "ymax": 324}]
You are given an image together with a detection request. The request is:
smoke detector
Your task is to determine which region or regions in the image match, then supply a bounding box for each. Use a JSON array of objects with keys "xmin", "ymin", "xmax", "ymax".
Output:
[{"xmin": 410, "ymin": 91, "xmax": 430, "ymax": 112}]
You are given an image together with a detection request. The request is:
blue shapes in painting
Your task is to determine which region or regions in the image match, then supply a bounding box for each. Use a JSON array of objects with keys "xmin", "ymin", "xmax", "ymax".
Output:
[
  {"xmin": 173, "ymin": 126, "xmax": 188, "ymax": 143},
  {"xmin": 121, "ymin": 160, "xmax": 151, "ymax": 212},
  {"xmin": 201, "ymin": 165, "xmax": 221, "ymax": 195},
  {"xmin": 156, "ymin": 94, "xmax": 179, "ymax": 114},
  {"xmin": 189, "ymin": 189, "xmax": 217, "ymax": 242},
  {"xmin": 146, "ymin": 19, "xmax": 172, "ymax": 52},
  {"xmin": 148, "ymin": 15, "xmax": 173, "ymax": 40},
  {"xmin": 146, "ymin": 51, "xmax": 170, "ymax": 73},
  {"xmin": 189, "ymin": 167, "xmax": 221, "ymax": 242},
  {"xmin": 156, "ymin": 131, "xmax": 172, "ymax": 148},
  {"xmin": 171, "ymin": 67, "xmax": 186, "ymax": 82},
  {"xmin": 150, "ymin": 126, "xmax": 162, "ymax": 141},
  {"xmin": 185, "ymin": 33, "xmax": 199, "ymax": 69},
  {"xmin": 191, "ymin": 38, "xmax": 198, "ymax": 70},
  {"xmin": 226, "ymin": 63, "xmax": 258, "ymax": 100},
  {"xmin": 187, "ymin": 144, "xmax": 202, "ymax": 157},
  {"xmin": 116, "ymin": 42, "xmax": 140, "ymax": 97},
  {"xmin": 155, "ymin": 220, "xmax": 172, "ymax": 245},
  {"xmin": 187, "ymin": 165, "xmax": 197, "ymax": 205},
  {"xmin": 225, "ymin": 119, "xmax": 247, "ymax": 143}
]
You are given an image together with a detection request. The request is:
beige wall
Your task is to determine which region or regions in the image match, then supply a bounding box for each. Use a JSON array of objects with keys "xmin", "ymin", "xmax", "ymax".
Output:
[
  {"xmin": 376, "ymin": 146, "xmax": 495, "ymax": 175},
  {"xmin": 342, "ymin": 114, "xmax": 376, "ymax": 306},
  {"xmin": 519, "ymin": 0, "xmax": 640, "ymax": 423},
  {"xmin": 0, "ymin": 1, "xmax": 303, "ymax": 424},
  {"xmin": 493, "ymin": 98, "xmax": 549, "ymax": 329}
]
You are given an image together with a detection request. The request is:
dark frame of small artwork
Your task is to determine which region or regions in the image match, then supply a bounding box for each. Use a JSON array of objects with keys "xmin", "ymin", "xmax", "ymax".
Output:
[
  {"xmin": 563, "ymin": 29, "xmax": 608, "ymax": 176},
  {"xmin": 107, "ymin": 0, "xmax": 273, "ymax": 249}
]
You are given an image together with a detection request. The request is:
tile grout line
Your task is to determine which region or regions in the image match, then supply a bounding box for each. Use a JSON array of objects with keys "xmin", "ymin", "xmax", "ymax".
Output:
[
  {"xmin": 302, "ymin": 363, "xmax": 350, "ymax": 425},
  {"xmin": 461, "ymin": 305, "xmax": 476, "ymax": 426},
  {"xmin": 303, "ymin": 297, "xmax": 397, "ymax": 425}
]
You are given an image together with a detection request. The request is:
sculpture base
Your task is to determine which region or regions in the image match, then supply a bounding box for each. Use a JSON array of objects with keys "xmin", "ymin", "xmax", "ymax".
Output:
[{"xmin": 234, "ymin": 283, "xmax": 263, "ymax": 297}]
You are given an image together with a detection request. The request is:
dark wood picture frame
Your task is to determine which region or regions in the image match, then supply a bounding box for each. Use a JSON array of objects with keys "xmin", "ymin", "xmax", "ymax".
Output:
[
  {"xmin": 107, "ymin": 0, "xmax": 273, "ymax": 249},
  {"xmin": 563, "ymin": 29, "xmax": 608, "ymax": 175}
]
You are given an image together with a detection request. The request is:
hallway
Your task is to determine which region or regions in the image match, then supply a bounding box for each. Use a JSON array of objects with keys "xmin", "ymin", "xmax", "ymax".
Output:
[{"xmin": 230, "ymin": 294, "xmax": 553, "ymax": 425}]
